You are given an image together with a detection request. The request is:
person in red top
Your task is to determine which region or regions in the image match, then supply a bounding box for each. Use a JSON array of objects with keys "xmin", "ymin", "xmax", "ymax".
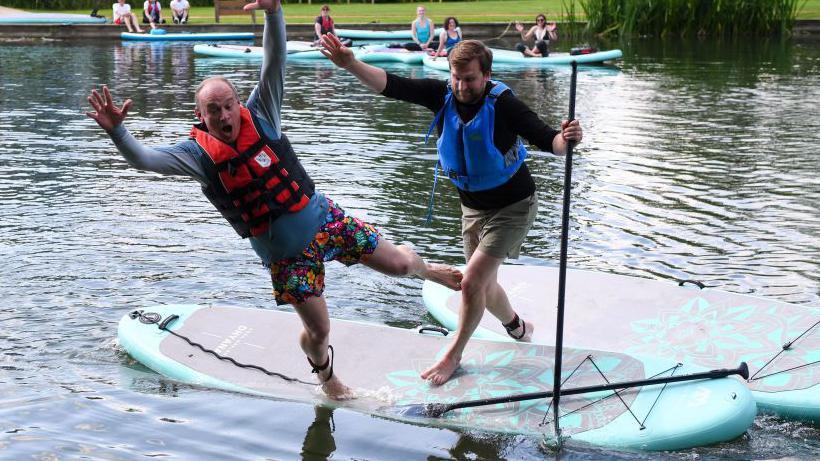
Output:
[
  {"xmin": 142, "ymin": 0, "xmax": 164, "ymax": 29},
  {"xmin": 314, "ymin": 5, "xmax": 335, "ymax": 44}
]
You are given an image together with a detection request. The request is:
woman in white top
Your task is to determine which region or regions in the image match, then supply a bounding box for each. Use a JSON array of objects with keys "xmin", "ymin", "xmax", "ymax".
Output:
[
  {"xmin": 112, "ymin": 0, "xmax": 144, "ymax": 33},
  {"xmin": 515, "ymin": 13, "xmax": 558, "ymax": 57},
  {"xmin": 169, "ymin": 0, "xmax": 190, "ymax": 24}
]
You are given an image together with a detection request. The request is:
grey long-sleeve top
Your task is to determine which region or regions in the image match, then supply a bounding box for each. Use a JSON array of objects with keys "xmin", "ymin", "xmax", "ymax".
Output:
[{"xmin": 106, "ymin": 9, "xmax": 328, "ymax": 265}]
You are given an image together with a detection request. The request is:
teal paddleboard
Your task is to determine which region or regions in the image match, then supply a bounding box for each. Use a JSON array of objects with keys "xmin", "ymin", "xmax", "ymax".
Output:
[
  {"xmin": 0, "ymin": 13, "xmax": 106, "ymax": 24},
  {"xmin": 335, "ymin": 28, "xmax": 443, "ymax": 41},
  {"xmin": 423, "ymin": 265, "xmax": 819, "ymax": 422},
  {"xmin": 355, "ymin": 45, "xmax": 425, "ymax": 65},
  {"xmin": 193, "ymin": 42, "xmax": 323, "ymax": 59},
  {"xmin": 121, "ymin": 31, "xmax": 254, "ymax": 41},
  {"xmin": 118, "ymin": 304, "xmax": 755, "ymax": 450},
  {"xmin": 422, "ymin": 49, "xmax": 623, "ymax": 71}
]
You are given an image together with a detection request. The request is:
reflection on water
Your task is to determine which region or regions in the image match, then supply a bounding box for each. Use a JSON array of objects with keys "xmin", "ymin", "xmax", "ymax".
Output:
[{"xmin": 0, "ymin": 36, "xmax": 818, "ymax": 459}]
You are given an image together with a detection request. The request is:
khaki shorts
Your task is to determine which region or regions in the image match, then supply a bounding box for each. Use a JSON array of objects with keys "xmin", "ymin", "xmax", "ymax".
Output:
[{"xmin": 461, "ymin": 194, "xmax": 538, "ymax": 261}]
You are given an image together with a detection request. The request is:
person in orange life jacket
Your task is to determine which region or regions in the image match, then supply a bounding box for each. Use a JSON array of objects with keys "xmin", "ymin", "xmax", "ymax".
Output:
[
  {"xmin": 320, "ymin": 36, "xmax": 583, "ymax": 385},
  {"xmin": 143, "ymin": 0, "xmax": 164, "ymax": 29},
  {"xmin": 86, "ymin": 0, "xmax": 463, "ymax": 401}
]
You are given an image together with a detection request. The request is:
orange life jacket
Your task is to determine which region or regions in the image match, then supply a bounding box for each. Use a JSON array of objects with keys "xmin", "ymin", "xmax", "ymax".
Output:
[{"xmin": 190, "ymin": 106, "xmax": 314, "ymax": 238}]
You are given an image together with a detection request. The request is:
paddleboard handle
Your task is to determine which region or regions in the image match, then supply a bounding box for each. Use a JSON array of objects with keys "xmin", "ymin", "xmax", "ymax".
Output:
[
  {"xmin": 677, "ymin": 279, "xmax": 706, "ymax": 289},
  {"xmin": 159, "ymin": 314, "xmax": 179, "ymax": 330},
  {"xmin": 418, "ymin": 325, "xmax": 449, "ymax": 336},
  {"xmin": 394, "ymin": 361, "xmax": 750, "ymax": 418}
]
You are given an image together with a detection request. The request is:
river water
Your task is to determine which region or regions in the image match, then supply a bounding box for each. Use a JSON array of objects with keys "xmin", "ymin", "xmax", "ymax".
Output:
[{"xmin": 0, "ymin": 34, "xmax": 818, "ymax": 460}]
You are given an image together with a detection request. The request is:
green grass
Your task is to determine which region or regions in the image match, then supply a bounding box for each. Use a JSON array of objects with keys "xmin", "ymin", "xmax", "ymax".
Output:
[{"xmin": 29, "ymin": 0, "xmax": 820, "ymax": 24}]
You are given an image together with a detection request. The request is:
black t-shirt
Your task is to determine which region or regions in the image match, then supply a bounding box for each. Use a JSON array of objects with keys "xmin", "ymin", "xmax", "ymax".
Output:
[{"xmin": 382, "ymin": 73, "xmax": 560, "ymax": 210}]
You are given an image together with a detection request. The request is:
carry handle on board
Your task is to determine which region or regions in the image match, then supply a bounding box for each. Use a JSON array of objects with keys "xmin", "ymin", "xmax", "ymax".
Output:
[{"xmin": 393, "ymin": 362, "xmax": 749, "ymax": 418}]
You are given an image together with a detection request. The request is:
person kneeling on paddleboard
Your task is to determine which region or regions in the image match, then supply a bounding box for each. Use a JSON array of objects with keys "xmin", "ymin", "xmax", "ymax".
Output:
[
  {"xmin": 86, "ymin": 0, "xmax": 462, "ymax": 401},
  {"xmin": 320, "ymin": 36, "xmax": 583, "ymax": 385},
  {"xmin": 514, "ymin": 14, "xmax": 558, "ymax": 58}
]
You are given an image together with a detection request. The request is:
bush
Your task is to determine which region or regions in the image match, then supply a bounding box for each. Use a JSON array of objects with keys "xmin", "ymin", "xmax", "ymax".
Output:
[{"xmin": 580, "ymin": 0, "xmax": 805, "ymax": 37}]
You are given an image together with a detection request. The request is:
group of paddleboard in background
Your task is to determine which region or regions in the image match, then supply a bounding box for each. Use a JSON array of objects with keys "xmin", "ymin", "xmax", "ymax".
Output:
[
  {"xmin": 109, "ymin": 0, "xmax": 568, "ymax": 60},
  {"xmin": 86, "ymin": 0, "xmax": 583, "ymax": 400}
]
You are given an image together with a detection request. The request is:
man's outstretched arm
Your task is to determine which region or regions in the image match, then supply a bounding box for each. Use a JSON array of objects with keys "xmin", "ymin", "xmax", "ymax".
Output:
[
  {"xmin": 245, "ymin": 0, "xmax": 285, "ymax": 137},
  {"xmin": 86, "ymin": 85, "xmax": 206, "ymax": 180},
  {"xmin": 320, "ymin": 33, "xmax": 387, "ymax": 93}
]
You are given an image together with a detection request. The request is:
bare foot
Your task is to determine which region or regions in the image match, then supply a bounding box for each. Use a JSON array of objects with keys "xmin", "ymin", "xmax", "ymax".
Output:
[
  {"xmin": 420, "ymin": 355, "xmax": 460, "ymax": 385},
  {"xmin": 320, "ymin": 375, "xmax": 355, "ymax": 400},
  {"xmin": 425, "ymin": 263, "xmax": 463, "ymax": 291},
  {"xmin": 507, "ymin": 319, "xmax": 535, "ymax": 342}
]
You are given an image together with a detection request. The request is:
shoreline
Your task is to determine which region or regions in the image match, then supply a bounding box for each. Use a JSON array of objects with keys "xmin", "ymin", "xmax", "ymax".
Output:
[{"xmin": 1, "ymin": 20, "xmax": 819, "ymax": 40}]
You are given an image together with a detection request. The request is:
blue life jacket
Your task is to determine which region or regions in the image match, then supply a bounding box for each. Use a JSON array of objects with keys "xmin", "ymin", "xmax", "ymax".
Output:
[{"xmin": 426, "ymin": 81, "xmax": 528, "ymax": 192}]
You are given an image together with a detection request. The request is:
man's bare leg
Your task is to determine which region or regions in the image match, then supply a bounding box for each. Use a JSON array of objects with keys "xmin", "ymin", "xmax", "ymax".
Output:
[
  {"xmin": 362, "ymin": 239, "xmax": 462, "ymax": 290},
  {"xmin": 294, "ymin": 295, "xmax": 355, "ymax": 400},
  {"xmin": 420, "ymin": 249, "xmax": 504, "ymax": 385},
  {"xmin": 485, "ymin": 279, "xmax": 534, "ymax": 342}
]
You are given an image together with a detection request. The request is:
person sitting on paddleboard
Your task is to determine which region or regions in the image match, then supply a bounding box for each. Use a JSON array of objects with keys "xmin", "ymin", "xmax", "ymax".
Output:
[
  {"xmin": 434, "ymin": 17, "xmax": 462, "ymax": 57},
  {"xmin": 112, "ymin": 0, "xmax": 144, "ymax": 33},
  {"xmin": 313, "ymin": 5, "xmax": 350, "ymax": 47},
  {"xmin": 320, "ymin": 36, "xmax": 583, "ymax": 385},
  {"xmin": 408, "ymin": 6, "xmax": 436, "ymax": 51},
  {"xmin": 86, "ymin": 0, "xmax": 462, "ymax": 401},
  {"xmin": 515, "ymin": 13, "xmax": 558, "ymax": 58}
]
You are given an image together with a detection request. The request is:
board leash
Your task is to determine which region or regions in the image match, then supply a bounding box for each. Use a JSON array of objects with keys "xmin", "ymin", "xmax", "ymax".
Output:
[{"xmin": 128, "ymin": 309, "xmax": 316, "ymax": 386}]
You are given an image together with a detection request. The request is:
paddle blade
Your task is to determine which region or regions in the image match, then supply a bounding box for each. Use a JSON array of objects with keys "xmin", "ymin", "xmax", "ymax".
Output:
[{"xmin": 389, "ymin": 403, "xmax": 450, "ymax": 418}]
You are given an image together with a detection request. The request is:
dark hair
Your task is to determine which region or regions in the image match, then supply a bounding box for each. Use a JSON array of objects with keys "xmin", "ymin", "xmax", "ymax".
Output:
[
  {"xmin": 444, "ymin": 16, "xmax": 459, "ymax": 29},
  {"xmin": 448, "ymin": 40, "xmax": 492, "ymax": 74},
  {"xmin": 321, "ymin": 4, "xmax": 330, "ymax": 11},
  {"xmin": 535, "ymin": 14, "xmax": 546, "ymax": 23}
]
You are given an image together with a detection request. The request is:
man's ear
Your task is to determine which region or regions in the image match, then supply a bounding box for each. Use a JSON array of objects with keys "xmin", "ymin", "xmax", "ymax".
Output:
[{"xmin": 194, "ymin": 107, "xmax": 203, "ymax": 123}]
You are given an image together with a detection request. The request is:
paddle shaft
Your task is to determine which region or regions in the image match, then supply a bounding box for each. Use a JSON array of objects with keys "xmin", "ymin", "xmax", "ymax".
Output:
[
  {"xmin": 553, "ymin": 60, "xmax": 579, "ymax": 440},
  {"xmin": 434, "ymin": 362, "xmax": 749, "ymax": 416}
]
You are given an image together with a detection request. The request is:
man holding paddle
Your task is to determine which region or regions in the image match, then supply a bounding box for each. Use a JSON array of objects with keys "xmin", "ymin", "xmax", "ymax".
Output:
[
  {"xmin": 321, "ymin": 36, "xmax": 583, "ymax": 385},
  {"xmin": 86, "ymin": 0, "xmax": 462, "ymax": 400}
]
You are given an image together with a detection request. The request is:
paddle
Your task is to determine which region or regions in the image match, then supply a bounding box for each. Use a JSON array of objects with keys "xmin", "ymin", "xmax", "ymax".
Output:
[
  {"xmin": 552, "ymin": 59, "xmax": 579, "ymax": 441},
  {"xmin": 393, "ymin": 362, "xmax": 750, "ymax": 418}
]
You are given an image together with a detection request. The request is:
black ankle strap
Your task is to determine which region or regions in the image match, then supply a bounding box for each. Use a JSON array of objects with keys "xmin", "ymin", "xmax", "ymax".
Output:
[
  {"xmin": 503, "ymin": 314, "xmax": 526, "ymax": 340},
  {"xmin": 307, "ymin": 345, "xmax": 334, "ymax": 382}
]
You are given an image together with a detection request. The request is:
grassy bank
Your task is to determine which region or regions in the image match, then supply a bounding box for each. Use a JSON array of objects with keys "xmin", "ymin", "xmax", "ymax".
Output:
[{"xmin": 34, "ymin": 0, "xmax": 820, "ymax": 24}]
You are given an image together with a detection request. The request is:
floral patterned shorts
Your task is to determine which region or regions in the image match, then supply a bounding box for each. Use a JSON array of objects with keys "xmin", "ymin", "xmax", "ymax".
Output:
[{"xmin": 269, "ymin": 198, "xmax": 380, "ymax": 305}]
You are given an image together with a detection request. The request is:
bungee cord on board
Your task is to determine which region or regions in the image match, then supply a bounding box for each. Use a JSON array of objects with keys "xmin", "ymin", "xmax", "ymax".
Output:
[
  {"xmin": 128, "ymin": 309, "xmax": 317, "ymax": 386},
  {"xmin": 749, "ymin": 319, "xmax": 819, "ymax": 382}
]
